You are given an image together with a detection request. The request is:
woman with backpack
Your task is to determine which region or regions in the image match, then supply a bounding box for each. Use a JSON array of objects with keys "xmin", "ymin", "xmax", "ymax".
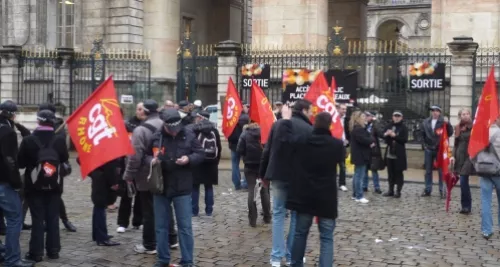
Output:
[
  {"xmin": 237, "ymin": 121, "xmax": 271, "ymax": 227},
  {"xmin": 191, "ymin": 111, "xmax": 222, "ymax": 216}
]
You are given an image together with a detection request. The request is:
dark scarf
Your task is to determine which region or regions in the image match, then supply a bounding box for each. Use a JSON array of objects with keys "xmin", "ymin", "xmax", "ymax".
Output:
[{"xmin": 455, "ymin": 120, "xmax": 472, "ymax": 137}]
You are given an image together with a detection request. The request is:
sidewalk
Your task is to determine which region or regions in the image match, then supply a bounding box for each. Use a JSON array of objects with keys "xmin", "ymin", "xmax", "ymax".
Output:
[{"xmin": 218, "ymin": 160, "xmax": 480, "ymax": 187}]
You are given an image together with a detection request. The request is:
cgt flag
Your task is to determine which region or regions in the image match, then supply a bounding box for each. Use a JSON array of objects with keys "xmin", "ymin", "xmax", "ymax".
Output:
[
  {"xmin": 249, "ymin": 80, "xmax": 275, "ymax": 144},
  {"xmin": 222, "ymin": 77, "xmax": 243, "ymax": 138},
  {"xmin": 67, "ymin": 76, "xmax": 134, "ymax": 178}
]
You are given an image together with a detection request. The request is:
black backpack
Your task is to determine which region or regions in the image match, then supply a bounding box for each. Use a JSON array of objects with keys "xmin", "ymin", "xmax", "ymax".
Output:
[
  {"xmin": 30, "ymin": 136, "xmax": 61, "ymax": 191},
  {"xmin": 198, "ymin": 130, "xmax": 218, "ymax": 161}
]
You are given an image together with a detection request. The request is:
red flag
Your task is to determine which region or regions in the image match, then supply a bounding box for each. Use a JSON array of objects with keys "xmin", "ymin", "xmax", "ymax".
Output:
[
  {"xmin": 304, "ymin": 72, "xmax": 343, "ymax": 139},
  {"xmin": 67, "ymin": 76, "xmax": 134, "ymax": 178},
  {"xmin": 222, "ymin": 78, "xmax": 243, "ymax": 138},
  {"xmin": 469, "ymin": 66, "xmax": 499, "ymax": 158},
  {"xmin": 434, "ymin": 123, "xmax": 451, "ymax": 175},
  {"xmin": 249, "ymin": 80, "xmax": 275, "ymax": 144}
]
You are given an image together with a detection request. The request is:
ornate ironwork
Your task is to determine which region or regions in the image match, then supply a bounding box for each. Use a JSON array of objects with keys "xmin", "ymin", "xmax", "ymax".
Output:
[{"xmin": 327, "ymin": 24, "xmax": 347, "ymax": 56}]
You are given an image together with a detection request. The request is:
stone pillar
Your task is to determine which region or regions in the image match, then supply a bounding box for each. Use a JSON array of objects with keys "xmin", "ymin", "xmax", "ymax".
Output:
[
  {"xmin": 56, "ymin": 48, "xmax": 74, "ymax": 116},
  {"xmin": 0, "ymin": 46, "xmax": 22, "ymax": 102},
  {"xmin": 82, "ymin": 0, "xmax": 108, "ymax": 50},
  {"xmin": 143, "ymin": 0, "xmax": 180, "ymax": 80},
  {"xmin": 108, "ymin": 0, "xmax": 144, "ymax": 50},
  {"xmin": 252, "ymin": 0, "xmax": 328, "ymax": 48},
  {"xmin": 447, "ymin": 36, "xmax": 478, "ymax": 128},
  {"xmin": 329, "ymin": 0, "xmax": 368, "ymax": 42}
]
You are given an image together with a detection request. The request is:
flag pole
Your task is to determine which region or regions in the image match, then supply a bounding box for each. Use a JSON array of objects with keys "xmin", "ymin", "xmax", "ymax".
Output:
[{"xmin": 55, "ymin": 121, "xmax": 66, "ymax": 133}]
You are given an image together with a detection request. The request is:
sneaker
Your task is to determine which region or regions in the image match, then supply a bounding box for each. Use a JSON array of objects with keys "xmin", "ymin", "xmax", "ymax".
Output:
[
  {"xmin": 169, "ymin": 243, "xmax": 179, "ymax": 249},
  {"xmin": 271, "ymin": 261, "xmax": 281, "ymax": 267},
  {"xmin": 483, "ymin": 232, "xmax": 493, "ymax": 240},
  {"xmin": 356, "ymin": 198, "xmax": 369, "ymax": 204},
  {"xmin": 116, "ymin": 227, "xmax": 126, "ymax": 233},
  {"xmin": 134, "ymin": 244, "xmax": 157, "ymax": 254},
  {"xmin": 351, "ymin": 197, "xmax": 356, "ymax": 200},
  {"xmin": 340, "ymin": 185, "xmax": 348, "ymax": 192}
]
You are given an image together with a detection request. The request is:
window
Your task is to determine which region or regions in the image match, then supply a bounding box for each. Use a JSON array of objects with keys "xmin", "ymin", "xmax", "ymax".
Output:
[{"xmin": 57, "ymin": 0, "xmax": 75, "ymax": 47}]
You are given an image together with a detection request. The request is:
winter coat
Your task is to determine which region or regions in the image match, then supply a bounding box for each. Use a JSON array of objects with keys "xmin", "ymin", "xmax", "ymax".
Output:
[
  {"xmin": 228, "ymin": 113, "xmax": 250, "ymax": 151},
  {"xmin": 0, "ymin": 119, "xmax": 22, "ymax": 189},
  {"xmin": 18, "ymin": 127, "xmax": 69, "ymax": 195},
  {"xmin": 259, "ymin": 111, "xmax": 313, "ymax": 180},
  {"xmin": 350, "ymin": 124, "xmax": 374, "ymax": 166},
  {"xmin": 383, "ymin": 121, "xmax": 408, "ymax": 171},
  {"xmin": 367, "ymin": 120, "xmax": 384, "ymax": 171},
  {"xmin": 123, "ymin": 113, "xmax": 163, "ymax": 191},
  {"xmin": 191, "ymin": 119, "xmax": 222, "ymax": 185},
  {"xmin": 126, "ymin": 116, "xmax": 142, "ymax": 132},
  {"xmin": 147, "ymin": 126, "xmax": 205, "ymax": 197},
  {"xmin": 236, "ymin": 123, "xmax": 262, "ymax": 171},
  {"xmin": 284, "ymin": 126, "xmax": 343, "ymax": 219},
  {"xmin": 453, "ymin": 122, "xmax": 474, "ymax": 175},
  {"xmin": 77, "ymin": 158, "xmax": 120, "ymax": 208},
  {"xmin": 14, "ymin": 122, "xmax": 31, "ymax": 137},
  {"xmin": 421, "ymin": 116, "xmax": 453, "ymax": 151}
]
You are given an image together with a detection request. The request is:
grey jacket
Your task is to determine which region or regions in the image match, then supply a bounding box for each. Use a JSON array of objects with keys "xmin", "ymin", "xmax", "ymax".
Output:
[
  {"xmin": 123, "ymin": 114, "xmax": 163, "ymax": 191},
  {"xmin": 489, "ymin": 125, "xmax": 500, "ymax": 158}
]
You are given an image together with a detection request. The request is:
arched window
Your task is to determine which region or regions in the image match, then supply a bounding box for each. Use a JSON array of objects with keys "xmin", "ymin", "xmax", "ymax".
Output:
[{"xmin": 57, "ymin": 0, "xmax": 75, "ymax": 47}]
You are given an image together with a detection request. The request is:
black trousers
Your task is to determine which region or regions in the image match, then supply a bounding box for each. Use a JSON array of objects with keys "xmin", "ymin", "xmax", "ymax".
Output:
[
  {"xmin": 17, "ymin": 191, "xmax": 68, "ymax": 224},
  {"xmin": 117, "ymin": 191, "xmax": 142, "ymax": 228},
  {"xmin": 92, "ymin": 206, "xmax": 109, "ymax": 242},
  {"xmin": 387, "ymin": 159, "xmax": 404, "ymax": 192},
  {"xmin": 27, "ymin": 193, "xmax": 61, "ymax": 256},
  {"xmin": 244, "ymin": 168, "xmax": 271, "ymax": 225},
  {"xmin": 338, "ymin": 158, "xmax": 346, "ymax": 187}
]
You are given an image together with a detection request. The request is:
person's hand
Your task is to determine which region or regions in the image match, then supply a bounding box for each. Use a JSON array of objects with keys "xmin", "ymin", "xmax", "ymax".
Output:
[
  {"xmin": 281, "ymin": 105, "xmax": 292, "ymax": 120},
  {"xmin": 370, "ymin": 143, "xmax": 376, "ymax": 148},
  {"xmin": 384, "ymin": 130, "xmax": 391, "ymax": 136},
  {"xmin": 126, "ymin": 180, "xmax": 133, "ymax": 185},
  {"xmin": 110, "ymin": 184, "xmax": 119, "ymax": 191},
  {"xmin": 261, "ymin": 178, "xmax": 270, "ymax": 188},
  {"xmin": 151, "ymin": 157, "xmax": 159, "ymax": 165},
  {"xmin": 450, "ymin": 157, "xmax": 455, "ymax": 165},
  {"xmin": 175, "ymin": 155, "xmax": 190, "ymax": 165},
  {"xmin": 390, "ymin": 132, "xmax": 396, "ymax": 137}
]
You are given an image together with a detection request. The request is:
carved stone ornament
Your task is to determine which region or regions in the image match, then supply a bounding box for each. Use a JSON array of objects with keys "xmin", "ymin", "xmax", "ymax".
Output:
[
  {"xmin": 0, "ymin": 46, "xmax": 23, "ymax": 63},
  {"xmin": 415, "ymin": 13, "xmax": 430, "ymax": 34}
]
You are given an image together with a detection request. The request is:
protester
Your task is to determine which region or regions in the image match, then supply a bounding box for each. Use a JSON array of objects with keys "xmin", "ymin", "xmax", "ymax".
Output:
[
  {"xmin": 37, "ymin": 103, "xmax": 77, "ymax": 232},
  {"xmin": 349, "ymin": 111, "xmax": 374, "ymax": 204},
  {"xmin": 123, "ymin": 99, "xmax": 178, "ymax": 254},
  {"xmin": 279, "ymin": 109, "xmax": 343, "ymax": 267},
  {"xmin": 18, "ymin": 109, "xmax": 69, "ymax": 262},
  {"xmin": 363, "ymin": 111, "xmax": 383, "ymax": 194},
  {"xmin": 337, "ymin": 103, "xmax": 349, "ymax": 192},
  {"xmin": 117, "ymin": 104, "xmax": 146, "ymax": 233},
  {"xmin": 227, "ymin": 106, "xmax": 250, "ymax": 190},
  {"xmin": 237, "ymin": 120, "xmax": 271, "ymax": 227},
  {"xmin": 382, "ymin": 111, "xmax": 408, "ymax": 198},
  {"xmin": 0, "ymin": 100, "xmax": 34, "ymax": 267},
  {"xmin": 274, "ymin": 101, "xmax": 283, "ymax": 120},
  {"xmin": 420, "ymin": 105, "xmax": 453, "ymax": 198},
  {"xmin": 450, "ymin": 108, "xmax": 474, "ymax": 214},
  {"xmin": 149, "ymin": 108, "xmax": 204, "ymax": 267},
  {"xmin": 260, "ymin": 99, "xmax": 313, "ymax": 267},
  {"xmin": 192, "ymin": 100, "xmax": 203, "ymax": 115},
  {"xmin": 191, "ymin": 111, "xmax": 222, "ymax": 216},
  {"xmin": 164, "ymin": 100, "xmax": 175, "ymax": 109},
  {"xmin": 178, "ymin": 100, "xmax": 194, "ymax": 126}
]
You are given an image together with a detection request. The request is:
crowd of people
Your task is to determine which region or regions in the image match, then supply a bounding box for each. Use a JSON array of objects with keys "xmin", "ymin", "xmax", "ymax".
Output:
[{"xmin": 0, "ymin": 95, "xmax": 498, "ymax": 267}]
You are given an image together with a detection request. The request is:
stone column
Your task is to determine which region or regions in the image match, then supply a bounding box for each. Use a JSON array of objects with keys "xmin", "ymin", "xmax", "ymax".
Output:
[
  {"xmin": 0, "ymin": 45, "xmax": 22, "ymax": 102},
  {"xmin": 215, "ymin": 40, "xmax": 241, "ymax": 133},
  {"xmin": 143, "ymin": 0, "xmax": 180, "ymax": 80},
  {"xmin": 252, "ymin": 0, "xmax": 328, "ymax": 48},
  {"xmin": 447, "ymin": 36, "xmax": 478, "ymax": 128},
  {"xmin": 108, "ymin": 0, "xmax": 144, "ymax": 50},
  {"xmin": 56, "ymin": 48, "xmax": 74, "ymax": 116}
]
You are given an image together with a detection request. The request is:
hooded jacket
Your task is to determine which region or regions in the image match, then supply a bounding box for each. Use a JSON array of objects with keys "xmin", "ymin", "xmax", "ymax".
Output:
[
  {"xmin": 237, "ymin": 123, "xmax": 262, "ymax": 168},
  {"xmin": 228, "ymin": 113, "xmax": 250, "ymax": 151},
  {"xmin": 191, "ymin": 119, "xmax": 222, "ymax": 185},
  {"xmin": 421, "ymin": 116, "xmax": 453, "ymax": 151},
  {"xmin": 0, "ymin": 118, "xmax": 22, "ymax": 189}
]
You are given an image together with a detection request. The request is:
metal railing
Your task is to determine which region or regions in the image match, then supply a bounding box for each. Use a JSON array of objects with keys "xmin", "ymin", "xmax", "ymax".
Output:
[{"xmin": 369, "ymin": 0, "xmax": 431, "ymax": 6}]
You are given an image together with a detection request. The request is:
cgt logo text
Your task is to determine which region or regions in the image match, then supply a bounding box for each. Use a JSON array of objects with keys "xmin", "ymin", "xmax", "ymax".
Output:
[{"xmin": 76, "ymin": 100, "xmax": 118, "ymax": 153}]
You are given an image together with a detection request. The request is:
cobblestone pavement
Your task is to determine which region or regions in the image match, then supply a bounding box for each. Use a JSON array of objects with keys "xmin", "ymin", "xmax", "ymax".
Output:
[{"xmin": 18, "ymin": 159, "xmax": 500, "ymax": 267}]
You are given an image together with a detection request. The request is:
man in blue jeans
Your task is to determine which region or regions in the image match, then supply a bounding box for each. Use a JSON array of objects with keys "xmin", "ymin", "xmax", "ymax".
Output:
[
  {"xmin": 149, "ymin": 108, "xmax": 204, "ymax": 267},
  {"xmin": 420, "ymin": 105, "xmax": 453, "ymax": 198},
  {"xmin": 260, "ymin": 100, "xmax": 313, "ymax": 266},
  {"xmin": 228, "ymin": 104, "xmax": 249, "ymax": 190},
  {"xmin": 0, "ymin": 100, "xmax": 34, "ymax": 267}
]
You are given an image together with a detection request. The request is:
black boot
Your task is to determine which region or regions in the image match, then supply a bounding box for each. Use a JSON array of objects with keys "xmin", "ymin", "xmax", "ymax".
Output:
[
  {"xmin": 394, "ymin": 185, "xmax": 403, "ymax": 198},
  {"xmin": 382, "ymin": 185, "xmax": 394, "ymax": 197}
]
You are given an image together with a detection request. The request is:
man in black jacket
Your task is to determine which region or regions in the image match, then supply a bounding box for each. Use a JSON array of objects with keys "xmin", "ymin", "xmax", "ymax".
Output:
[
  {"xmin": 228, "ymin": 108, "xmax": 250, "ymax": 190},
  {"xmin": 420, "ymin": 105, "xmax": 453, "ymax": 198},
  {"xmin": 0, "ymin": 100, "xmax": 34, "ymax": 267},
  {"xmin": 260, "ymin": 99, "xmax": 313, "ymax": 267}
]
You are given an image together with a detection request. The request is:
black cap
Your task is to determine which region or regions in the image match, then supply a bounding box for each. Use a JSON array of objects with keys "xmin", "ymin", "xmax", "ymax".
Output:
[
  {"xmin": 160, "ymin": 108, "xmax": 183, "ymax": 133},
  {"xmin": 196, "ymin": 111, "xmax": 210, "ymax": 120},
  {"xmin": 0, "ymin": 100, "xmax": 18, "ymax": 118},
  {"xmin": 38, "ymin": 103, "xmax": 56, "ymax": 113},
  {"xmin": 37, "ymin": 110, "xmax": 56, "ymax": 125},
  {"xmin": 178, "ymin": 100, "xmax": 189, "ymax": 108},
  {"xmin": 429, "ymin": 105, "xmax": 442, "ymax": 112},
  {"xmin": 364, "ymin": 111, "xmax": 376, "ymax": 117},
  {"xmin": 143, "ymin": 99, "xmax": 158, "ymax": 114}
]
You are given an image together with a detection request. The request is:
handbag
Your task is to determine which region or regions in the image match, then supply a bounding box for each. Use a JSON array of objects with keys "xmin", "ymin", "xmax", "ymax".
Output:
[
  {"xmin": 370, "ymin": 156, "xmax": 386, "ymax": 171},
  {"xmin": 473, "ymin": 131, "xmax": 500, "ymax": 177},
  {"xmin": 147, "ymin": 134, "xmax": 164, "ymax": 194}
]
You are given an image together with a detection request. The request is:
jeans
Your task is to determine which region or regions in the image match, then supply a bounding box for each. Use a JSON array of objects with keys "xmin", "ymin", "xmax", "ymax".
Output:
[
  {"xmin": 480, "ymin": 176, "xmax": 500, "ymax": 235},
  {"xmin": 27, "ymin": 193, "xmax": 61, "ymax": 256},
  {"xmin": 231, "ymin": 150, "xmax": 247, "ymax": 189},
  {"xmin": 460, "ymin": 175, "xmax": 472, "ymax": 210},
  {"xmin": 0, "ymin": 184, "xmax": 22, "ymax": 266},
  {"xmin": 424, "ymin": 149, "xmax": 443, "ymax": 193},
  {"xmin": 154, "ymin": 194, "xmax": 194, "ymax": 266},
  {"xmin": 192, "ymin": 184, "xmax": 214, "ymax": 216},
  {"xmin": 92, "ymin": 206, "xmax": 109, "ymax": 242},
  {"xmin": 352, "ymin": 165, "xmax": 366, "ymax": 200},
  {"xmin": 362, "ymin": 169, "xmax": 380, "ymax": 190},
  {"xmin": 271, "ymin": 181, "xmax": 296, "ymax": 263},
  {"xmin": 117, "ymin": 191, "xmax": 142, "ymax": 228},
  {"xmin": 245, "ymin": 168, "xmax": 271, "ymax": 225},
  {"xmin": 291, "ymin": 213, "xmax": 335, "ymax": 267}
]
